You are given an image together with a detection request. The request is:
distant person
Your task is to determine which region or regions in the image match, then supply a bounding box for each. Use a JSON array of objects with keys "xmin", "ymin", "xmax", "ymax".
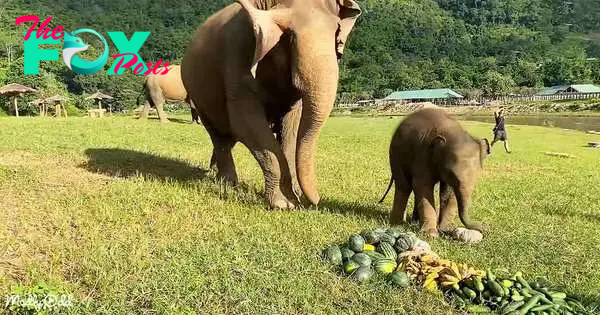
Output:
[{"xmin": 491, "ymin": 107, "xmax": 511, "ymax": 153}]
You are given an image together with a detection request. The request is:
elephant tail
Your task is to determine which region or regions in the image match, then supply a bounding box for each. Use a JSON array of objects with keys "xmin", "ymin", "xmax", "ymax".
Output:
[{"xmin": 378, "ymin": 177, "xmax": 394, "ymax": 204}]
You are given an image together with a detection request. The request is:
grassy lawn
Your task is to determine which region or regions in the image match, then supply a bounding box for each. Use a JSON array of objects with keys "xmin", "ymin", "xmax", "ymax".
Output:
[{"xmin": 0, "ymin": 114, "xmax": 599, "ymax": 314}]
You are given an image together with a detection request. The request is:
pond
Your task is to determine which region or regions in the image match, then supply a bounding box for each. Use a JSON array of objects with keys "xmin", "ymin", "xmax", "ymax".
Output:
[{"xmin": 460, "ymin": 114, "xmax": 600, "ymax": 133}]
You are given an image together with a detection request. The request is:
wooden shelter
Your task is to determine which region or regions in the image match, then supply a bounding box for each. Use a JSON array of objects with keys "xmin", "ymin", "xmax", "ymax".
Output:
[
  {"xmin": 31, "ymin": 98, "xmax": 48, "ymax": 116},
  {"xmin": 44, "ymin": 95, "xmax": 68, "ymax": 118},
  {"xmin": 0, "ymin": 83, "xmax": 38, "ymax": 117},
  {"xmin": 86, "ymin": 91, "xmax": 114, "ymax": 112}
]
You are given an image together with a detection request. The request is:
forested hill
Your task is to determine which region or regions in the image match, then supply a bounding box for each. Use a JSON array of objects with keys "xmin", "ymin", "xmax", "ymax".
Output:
[{"xmin": 1, "ymin": 0, "xmax": 600, "ymax": 111}]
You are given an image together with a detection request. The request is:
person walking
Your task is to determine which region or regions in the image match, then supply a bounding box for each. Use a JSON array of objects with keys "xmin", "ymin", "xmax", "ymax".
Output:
[{"xmin": 491, "ymin": 107, "xmax": 511, "ymax": 153}]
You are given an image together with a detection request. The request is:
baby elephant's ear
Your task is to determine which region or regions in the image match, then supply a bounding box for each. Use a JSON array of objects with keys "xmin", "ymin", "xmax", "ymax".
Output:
[
  {"xmin": 336, "ymin": 0, "xmax": 362, "ymax": 58},
  {"xmin": 237, "ymin": 0, "xmax": 292, "ymax": 67},
  {"xmin": 479, "ymin": 138, "xmax": 491, "ymax": 158}
]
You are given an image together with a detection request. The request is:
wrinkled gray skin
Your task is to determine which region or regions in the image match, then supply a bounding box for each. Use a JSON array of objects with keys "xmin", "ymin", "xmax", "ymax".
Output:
[
  {"xmin": 379, "ymin": 108, "xmax": 490, "ymax": 237},
  {"xmin": 182, "ymin": 0, "xmax": 361, "ymax": 209}
]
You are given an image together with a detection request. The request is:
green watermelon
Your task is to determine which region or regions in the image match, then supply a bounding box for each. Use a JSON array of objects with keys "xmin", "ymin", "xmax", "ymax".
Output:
[
  {"xmin": 374, "ymin": 258, "xmax": 397, "ymax": 275},
  {"xmin": 379, "ymin": 233, "xmax": 396, "ymax": 245},
  {"xmin": 340, "ymin": 246, "xmax": 355, "ymax": 262},
  {"xmin": 385, "ymin": 227, "xmax": 403, "ymax": 239},
  {"xmin": 351, "ymin": 253, "xmax": 372, "ymax": 267},
  {"xmin": 394, "ymin": 233, "xmax": 418, "ymax": 252},
  {"xmin": 321, "ymin": 245, "xmax": 342, "ymax": 265},
  {"xmin": 364, "ymin": 250, "xmax": 386, "ymax": 262},
  {"xmin": 351, "ymin": 266, "xmax": 374, "ymax": 283},
  {"xmin": 389, "ymin": 271, "xmax": 411, "ymax": 288},
  {"xmin": 377, "ymin": 242, "xmax": 397, "ymax": 260},
  {"xmin": 348, "ymin": 234, "xmax": 365, "ymax": 252},
  {"xmin": 343, "ymin": 260, "xmax": 361, "ymax": 274},
  {"xmin": 360, "ymin": 229, "xmax": 383, "ymax": 244}
]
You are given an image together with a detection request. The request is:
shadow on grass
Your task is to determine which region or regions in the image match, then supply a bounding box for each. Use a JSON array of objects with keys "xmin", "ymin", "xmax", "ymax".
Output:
[
  {"xmin": 82, "ymin": 148, "xmax": 209, "ymax": 182},
  {"xmin": 145, "ymin": 117, "xmax": 198, "ymax": 124},
  {"xmin": 318, "ymin": 198, "xmax": 390, "ymax": 221}
]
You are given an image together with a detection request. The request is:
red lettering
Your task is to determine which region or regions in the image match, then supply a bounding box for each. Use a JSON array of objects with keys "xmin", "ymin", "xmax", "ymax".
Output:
[
  {"xmin": 37, "ymin": 17, "xmax": 53, "ymax": 40},
  {"xmin": 50, "ymin": 26, "xmax": 63, "ymax": 40},
  {"xmin": 161, "ymin": 63, "xmax": 171, "ymax": 75},
  {"xmin": 133, "ymin": 63, "xmax": 145, "ymax": 75},
  {"xmin": 15, "ymin": 15, "xmax": 64, "ymax": 41},
  {"xmin": 15, "ymin": 15, "xmax": 40, "ymax": 40},
  {"xmin": 111, "ymin": 53, "xmax": 139, "ymax": 74},
  {"xmin": 143, "ymin": 62, "xmax": 154, "ymax": 75},
  {"xmin": 151, "ymin": 58, "xmax": 164, "ymax": 75}
]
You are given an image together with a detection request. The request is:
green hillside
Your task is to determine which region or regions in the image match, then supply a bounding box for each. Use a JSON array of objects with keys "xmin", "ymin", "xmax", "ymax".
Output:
[{"xmin": 1, "ymin": 0, "xmax": 600, "ymax": 112}]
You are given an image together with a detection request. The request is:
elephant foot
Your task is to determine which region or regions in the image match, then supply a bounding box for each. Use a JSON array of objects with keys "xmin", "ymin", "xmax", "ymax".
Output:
[
  {"xmin": 216, "ymin": 171, "xmax": 239, "ymax": 187},
  {"xmin": 438, "ymin": 223, "xmax": 456, "ymax": 234},
  {"xmin": 267, "ymin": 189, "xmax": 297, "ymax": 210},
  {"xmin": 420, "ymin": 225, "xmax": 439, "ymax": 238}
]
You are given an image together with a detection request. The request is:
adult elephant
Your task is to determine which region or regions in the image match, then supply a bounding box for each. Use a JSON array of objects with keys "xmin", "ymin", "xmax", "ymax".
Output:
[
  {"xmin": 137, "ymin": 65, "xmax": 200, "ymax": 123},
  {"xmin": 182, "ymin": 0, "xmax": 361, "ymax": 209}
]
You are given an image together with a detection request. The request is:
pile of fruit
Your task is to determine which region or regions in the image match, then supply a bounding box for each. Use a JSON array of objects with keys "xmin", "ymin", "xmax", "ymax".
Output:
[{"xmin": 322, "ymin": 227, "xmax": 595, "ymax": 314}]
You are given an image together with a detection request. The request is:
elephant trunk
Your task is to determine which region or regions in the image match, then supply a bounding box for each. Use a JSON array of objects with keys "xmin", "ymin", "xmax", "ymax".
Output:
[
  {"xmin": 455, "ymin": 182, "xmax": 485, "ymax": 233},
  {"xmin": 294, "ymin": 31, "xmax": 339, "ymax": 206}
]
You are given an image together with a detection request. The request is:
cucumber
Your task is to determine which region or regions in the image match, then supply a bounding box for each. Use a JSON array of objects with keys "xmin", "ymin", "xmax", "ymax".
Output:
[
  {"xmin": 486, "ymin": 268, "xmax": 496, "ymax": 281},
  {"xmin": 462, "ymin": 287, "xmax": 477, "ymax": 299},
  {"xmin": 465, "ymin": 305, "xmax": 491, "ymax": 313},
  {"xmin": 518, "ymin": 294, "xmax": 541, "ymax": 315},
  {"xmin": 501, "ymin": 301, "xmax": 525, "ymax": 314},
  {"xmin": 474, "ymin": 277, "xmax": 485, "ymax": 292},
  {"xmin": 550, "ymin": 292, "xmax": 566, "ymax": 301},
  {"xmin": 530, "ymin": 305, "xmax": 554, "ymax": 312},
  {"xmin": 503, "ymin": 286, "xmax": 510, "ymax": 296},
  {"xmin": 502, "ymin": 279, "xmax": 515, "ymax": 288},
  {"xmin": 511, "ymin": 294, "xmax": 524, "ymax": 302},
  {"xmin": 488, "ymin": 279, "xmax": 505, "ymax": 297},
  {"xmin": 516, "ymin": 275, "xmax": 532, "ymax": 290}
]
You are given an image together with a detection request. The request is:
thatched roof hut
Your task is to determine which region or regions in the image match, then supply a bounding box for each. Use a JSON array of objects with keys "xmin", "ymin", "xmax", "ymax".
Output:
[{"xmin": 0, "ymin": 83, "xmax": 39, "ymax": 117}]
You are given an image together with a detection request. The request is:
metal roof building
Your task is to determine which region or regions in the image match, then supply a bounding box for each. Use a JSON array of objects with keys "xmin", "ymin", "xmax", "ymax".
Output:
[
  {"xmin": 384, "ymin": 88, "xmax": 463, "ymax": 101},
  {"xmin": 537, "ymin": 84, "xmax": 600, "ymax": 95}
]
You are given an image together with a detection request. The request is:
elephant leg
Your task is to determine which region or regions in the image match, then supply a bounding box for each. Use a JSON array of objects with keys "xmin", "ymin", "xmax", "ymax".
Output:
[
  {"xmin": 438, "ymin": 181, "xmax": 458, "ymax": 233},
  {"xmin": 280, "ymin": 101, "xmax": 302, "ymax": 197},
  {"xmin": 140, "ymin": 100, "xmax": 150, "ymax": 119},
  {"xmin": 227, "ymin": 98, "xmax": 299, "ymax": 210},
  {"xmin": 202, "ymin": 119, "xmax": 238, "ymax": 185},
  {"xmin": 209, "ymin": 149, "xmax": 218, "ymax": 171},
  {"xmin": 390, "ymin": 169, "xmax": 412, "ymax": 225},
  {"xmin": 413, "ymin": 178, "xmax": 438, "ymax": 237},
  {"xmin": 148, "ymin": 89, "xmax": 168, "ymax": 123}
]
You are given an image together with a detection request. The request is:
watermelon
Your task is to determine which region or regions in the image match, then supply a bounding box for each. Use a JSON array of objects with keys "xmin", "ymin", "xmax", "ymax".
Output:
[
  {"xmin": 379, "ymin": 233, "xmax": 396, "ymax": 245},
  {"xmin": 340, "ymin": 246, "xmax": 355, "ymax": 262},
  {"xmin": 360, "ymin": 229, "xmax": 383, "ymax": 244},
  {"xmin": 385, "ymin": 227, "xmax": 403, "ymax": 239},
  {"xmin": 389, "ymin": 271, "xmax": 411, "ymax": 288},
  {"xmin": 377, "ymin": 242, "xmax": 397, "ymax": 260},
  {"xmin": 394, "ymin": 233, "xmax": 418, "ymax": 252},
  {"xmin": 351, "ymin": 253, "xmax": 372, "ymax": 267},
  {"xmin": 322, "ymin": 245, "xmax": 342, "ymax": 265},
  {"xmin": 374, "ymin": 258, "xmax": 397, "ymax": 275},
  {"xmin": 343, "ymin": 260, "xmax": 361, "ymax": 274},
  {"xmin": 351, "ymin": 266, "xmax": 373, "ymax": 283},
  {"xmin": 348, "ymin": 234, "xmax": 365, "ymax": 252},
  {"xmin": 364, "ymin": 250, "xmax": 386, "ymax": 262}
]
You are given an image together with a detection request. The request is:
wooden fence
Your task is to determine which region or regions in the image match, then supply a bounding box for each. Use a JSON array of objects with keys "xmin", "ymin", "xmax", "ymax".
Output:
[{"xmin": 500, "ymin": 92, "xmax": 600, "ymax": 103}]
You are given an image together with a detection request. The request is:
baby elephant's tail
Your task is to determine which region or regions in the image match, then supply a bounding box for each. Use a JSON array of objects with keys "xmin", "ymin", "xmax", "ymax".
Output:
[{"xmin": 378, "ymin": 177, "xmax": 394, "ymax": 204}]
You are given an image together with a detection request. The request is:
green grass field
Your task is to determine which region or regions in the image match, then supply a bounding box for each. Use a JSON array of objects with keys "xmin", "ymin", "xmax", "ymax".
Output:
[{"xmin": 1, "ymin": 115, "xmax": 599, "ymax": 314}]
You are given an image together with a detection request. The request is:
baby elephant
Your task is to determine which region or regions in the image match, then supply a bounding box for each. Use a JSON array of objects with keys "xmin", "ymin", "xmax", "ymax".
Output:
[{"xmin": 379, "ymin": 108, "xmax": 490, "ymax": 237}]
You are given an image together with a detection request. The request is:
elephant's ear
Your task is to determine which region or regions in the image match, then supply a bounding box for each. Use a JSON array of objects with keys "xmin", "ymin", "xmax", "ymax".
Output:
[
  {"xmin": 431, "ymin": 135, "xmax": 447, "ymax": 163},
  {"xmin": 336, "ymin": 0, "xmax": 362, "ymax": 59},
  {"xmin": 479, "ymin": 138, "xmax": 491, "ymax": 162},
  {"xmin": 237, "ymin": 0, "xmax": 291, "ymax": 67}
]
